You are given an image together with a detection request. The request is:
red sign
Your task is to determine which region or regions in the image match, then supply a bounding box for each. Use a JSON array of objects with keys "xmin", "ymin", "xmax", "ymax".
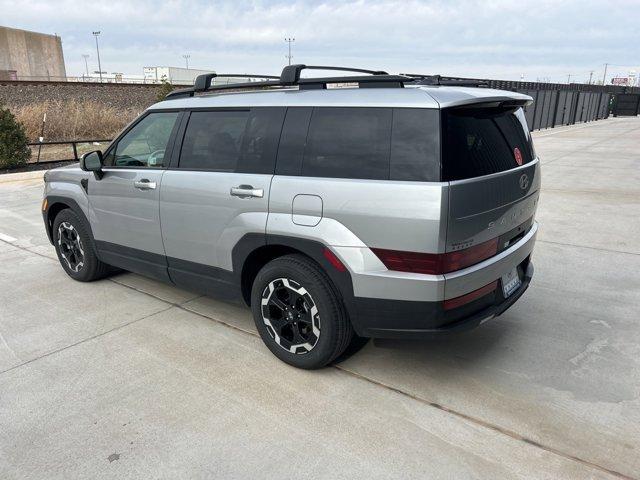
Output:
[
  {"xmin": 611, "ymin": 77, "xmax": 629, "ymax": 85},
  {"xmin": 514, "ymin": 147, "xmax": 523, "ymax": 166}
]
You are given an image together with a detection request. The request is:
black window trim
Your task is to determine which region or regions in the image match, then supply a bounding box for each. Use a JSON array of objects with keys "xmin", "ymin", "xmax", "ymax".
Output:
[
  {"xmin": 101, "ymin": 108, "xmax": 184, "ymax": 171},
  {"xmin": 171, "ymin": 107, "xmax": 286, "ymax": 174}
]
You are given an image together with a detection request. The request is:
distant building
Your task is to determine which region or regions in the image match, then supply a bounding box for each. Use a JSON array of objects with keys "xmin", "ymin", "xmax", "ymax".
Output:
[
  {"xmin": 144, "ymin": 66, "xmax": 214, "ymax": 85},
  {"xmin": 0, "ymin": 26, "xmax": 66, "ymax": 81},
  {"xmin": 143, "ymin": 66, "xmax": 269, "ymax": 86}
]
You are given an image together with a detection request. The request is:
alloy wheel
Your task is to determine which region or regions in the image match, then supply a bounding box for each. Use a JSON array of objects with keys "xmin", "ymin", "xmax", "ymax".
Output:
[
  {"xmin": 260, "ymin": 278, "xmax": 320, "ymax": 354},
  {"xmin": 57, "ymin": 222, "xmax": 85, "ymax": 272}
]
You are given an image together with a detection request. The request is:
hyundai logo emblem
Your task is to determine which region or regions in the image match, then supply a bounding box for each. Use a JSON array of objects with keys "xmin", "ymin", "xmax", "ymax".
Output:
[{"xmin": 519, "ymin": 173, "xmax": 529, "ymax": 190}]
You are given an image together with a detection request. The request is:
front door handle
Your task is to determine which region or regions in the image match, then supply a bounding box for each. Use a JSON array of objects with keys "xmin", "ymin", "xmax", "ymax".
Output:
[
  {"xmin": 134, "ymin": 179, "xmax": 156, "ymax": 190},
  {"xmin": 230, "ymin": 185, "xmax": 264, "ymax": 198}
]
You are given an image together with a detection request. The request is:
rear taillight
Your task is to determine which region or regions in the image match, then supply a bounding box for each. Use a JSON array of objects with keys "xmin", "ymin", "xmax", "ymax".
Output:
[
  {"xmin": 443, "ymin": 280, "xmax": 498, "ymax": 310},
  {"xmin": 371, "ymin": 237, "xmax": 499, "ymax": 275}
]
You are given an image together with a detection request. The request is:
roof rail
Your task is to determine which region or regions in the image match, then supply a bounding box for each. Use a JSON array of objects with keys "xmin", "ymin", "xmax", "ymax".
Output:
[
  {"xmin": 402, "ymin": 74, "xmax": 489, "ymax": 87},
  {"xmin": 194, "ymin": 73, "xmax": 280, "ymax": 91},
  {"xmin": 280, "ymin": 64, "xmax": 388, "ymax": 85},
  {"xmin": 166, "ymin": 66, "xmax": 487, "ymax": 100},
  {"xmin": 164, "ymin": 73, "xmax": 281, "ymax": 99}
]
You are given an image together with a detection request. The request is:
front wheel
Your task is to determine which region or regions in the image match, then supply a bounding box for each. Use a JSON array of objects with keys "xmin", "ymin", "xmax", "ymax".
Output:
[
  {"xmin": 250, "ymin": 254, "xmax": 353, "ymax": 369},
  {"xmin": 52, "ymin": 209, "xmax": 110, "ymax": 282}
]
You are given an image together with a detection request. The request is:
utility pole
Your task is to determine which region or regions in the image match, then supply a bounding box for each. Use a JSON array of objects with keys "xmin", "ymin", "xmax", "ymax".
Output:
[
  {"xmin": 182, "ymin": 54, "xmax": 190, "ymax": 69},
  {"xmin": 602, "ymin": 63, "xmax": 609, "ymax": 85},
  {"xmin": 567, "ymin": 74, "xmax": 571, "ymax": 84},
  {"xmin": 588, "ymin": 70, "xmax": 594, "ymax": 84},
  {"xmin": 285, "ymin": 37, "xmax": 295, "ymax": 65},
  {"xmin": 92, "ymin": 31, "xmax": 102, "ymax": 83},
  {"xmin": 82, "ymin": 54, "xmax": 90, "ymax": 77}
]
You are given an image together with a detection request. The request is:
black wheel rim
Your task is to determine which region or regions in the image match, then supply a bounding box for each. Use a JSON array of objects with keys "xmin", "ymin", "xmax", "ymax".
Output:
[
  {"xmin": 261, "ymin": 278, "xmax": 320, "ymax": 355},
  {"xmin": 57, "ymin": 222, "xmax": 85, "ymax": 273}
]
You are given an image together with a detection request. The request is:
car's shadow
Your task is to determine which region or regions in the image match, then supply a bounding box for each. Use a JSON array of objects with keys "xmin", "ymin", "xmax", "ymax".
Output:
[{"xmin": 336, "ymin": 318, "xmax": 514, "ymax": 369}]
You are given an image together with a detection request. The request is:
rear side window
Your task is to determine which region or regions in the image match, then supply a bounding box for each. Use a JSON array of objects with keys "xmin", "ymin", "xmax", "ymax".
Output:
[
  {"xmin": 441, "ymin": 106, "xmax": 534, "ymax": 181},
  {"xmin": 303, "ymin": 107, "xmax": 391, "ymax": 180},
  {"xmin": 276, "ymin": 107, "xmax": 440, "ymax": 182},
  {"xmin": 391, "ymin": 108, "xmax": 440, "ymax": 182},
  {"xmin": 179, "ymin": 108, "xmax": 285, "ymax": 173}
]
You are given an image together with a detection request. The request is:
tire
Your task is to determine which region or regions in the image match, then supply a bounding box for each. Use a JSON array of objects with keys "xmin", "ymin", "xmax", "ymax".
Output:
[
  {"xmin": 52, "ymin": 209, "xmax": 111, "ymax": 282},
  {"xmin": 250, "ymin": 254, "xmax": 354, "ymax": 369}
]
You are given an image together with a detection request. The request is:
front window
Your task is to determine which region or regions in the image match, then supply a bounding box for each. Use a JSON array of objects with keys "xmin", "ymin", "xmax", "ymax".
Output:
[{"xmin": 104, "ymin": 112, "xmax": 179, "ymax": 167}]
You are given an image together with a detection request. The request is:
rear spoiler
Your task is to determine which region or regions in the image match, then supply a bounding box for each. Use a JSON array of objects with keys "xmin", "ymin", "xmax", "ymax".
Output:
[{"xmin": 446, "ymin": 99, "xmax": 534, "ymax": 111}]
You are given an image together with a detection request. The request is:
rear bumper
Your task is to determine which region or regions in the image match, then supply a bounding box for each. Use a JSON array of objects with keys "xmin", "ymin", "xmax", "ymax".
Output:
[
  {"xmin": 333, "ymin": 221, "xmax": 537, "ymax": 304},
  {"xmin": 354, "ymin": 259, "xmax": 534, "ymax": 339}
]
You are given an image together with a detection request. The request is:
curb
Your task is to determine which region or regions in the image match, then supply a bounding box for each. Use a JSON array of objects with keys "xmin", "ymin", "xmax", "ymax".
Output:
[{"xmin": 0, "ymin": 169, "xmax": 45, "ymax": 183}]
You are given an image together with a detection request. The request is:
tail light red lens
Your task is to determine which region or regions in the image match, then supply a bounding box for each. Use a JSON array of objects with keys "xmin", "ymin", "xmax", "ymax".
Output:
[
  {"xmin": 371, "ymin": 237, "xmax": 499, "ymax": 275},
  {"xmin": 443, "ymin": 280, "xmax": 498, "ymax": 310}
]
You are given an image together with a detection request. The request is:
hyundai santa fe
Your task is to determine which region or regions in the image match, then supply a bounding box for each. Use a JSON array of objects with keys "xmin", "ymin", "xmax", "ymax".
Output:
[{"xmin": 42, "ymin": 65, "xmax": 539, "ymax": 369}]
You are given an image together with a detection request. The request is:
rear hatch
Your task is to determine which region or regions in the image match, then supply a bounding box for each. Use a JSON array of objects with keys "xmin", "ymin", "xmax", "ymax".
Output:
[{"xmin": 442, "ymin": 103, "xmax": 540, "ymax": 253}]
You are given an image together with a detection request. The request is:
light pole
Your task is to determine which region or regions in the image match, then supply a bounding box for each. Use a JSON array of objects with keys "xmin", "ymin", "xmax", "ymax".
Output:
[
  {"xmin": 82, "ymin": 54, "xmax": 90, "ymax": 78},
  {"xmin": 285, "ymin": 37, "xmax": 295, "ymax": 65},
  {"xmin": 602, "ymin": 63, "xmax": 609, "ymax": 85},
  {"xmin": 92, "ymin": 31, "xmax": 102, "ymax": 82},
  {"xmin": 183, "ymin": 54, "xmax": 190, "ymax": 69}
]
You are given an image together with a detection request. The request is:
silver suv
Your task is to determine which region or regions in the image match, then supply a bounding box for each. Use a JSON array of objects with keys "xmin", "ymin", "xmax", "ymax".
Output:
[{"xmin": 42, "ymin": 65, "xmax": 539, "ymax": 369}]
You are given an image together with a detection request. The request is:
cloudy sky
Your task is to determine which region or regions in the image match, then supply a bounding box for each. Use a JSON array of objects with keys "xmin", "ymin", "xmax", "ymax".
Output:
[{"xmin": 3, "ymin": 0, "xmax": 639, "ymax": 83}]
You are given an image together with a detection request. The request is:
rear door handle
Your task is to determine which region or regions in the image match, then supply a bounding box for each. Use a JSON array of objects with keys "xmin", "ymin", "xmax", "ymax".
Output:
[
  {"xmin": 134, "ymin": 179, "xmax": 156, "ymax": 190},
  {"xmin": 230, "ymin": 185, "xmax": 264, "ymax": 198}
]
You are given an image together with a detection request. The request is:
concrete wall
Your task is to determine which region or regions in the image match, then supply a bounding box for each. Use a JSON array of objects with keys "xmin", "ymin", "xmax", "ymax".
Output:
[
  {"xmin": 0, "ymin": 26, "xmax": 66, "ymax": 79},
  {"xmin": 0, "ymin": 80, "xmax": 162, "ymax": 110}
]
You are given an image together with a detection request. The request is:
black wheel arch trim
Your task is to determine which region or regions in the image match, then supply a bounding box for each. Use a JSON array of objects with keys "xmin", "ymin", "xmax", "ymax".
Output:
[
  {"xmin": 232, "ymin": 233, "xmax": 362, "ymax": 335},
  {"xmin": 43, "ymin": 195, "xmax": 95, "ymax": 247}
]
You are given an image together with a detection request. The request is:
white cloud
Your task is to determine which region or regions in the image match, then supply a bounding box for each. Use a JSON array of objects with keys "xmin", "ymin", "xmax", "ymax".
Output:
[{"xmin": 2, "ymin": 0, "xmax": 638, "ymax": 82}]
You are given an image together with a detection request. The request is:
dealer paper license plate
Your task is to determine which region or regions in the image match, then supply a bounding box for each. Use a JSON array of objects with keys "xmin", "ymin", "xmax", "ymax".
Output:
[{"xmin": 501, "ymin": 267, "xmax": 521, "ymax": 298}]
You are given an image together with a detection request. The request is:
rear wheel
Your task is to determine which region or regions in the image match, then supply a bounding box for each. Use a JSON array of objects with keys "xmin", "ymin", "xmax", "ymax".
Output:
[
  {"xmin": 250, "ymin": 254, "xmax": 353, "ymax": 369},
  {"xmin": 52, "ymin": 209, "xmax": 110, "ymax": 282}
]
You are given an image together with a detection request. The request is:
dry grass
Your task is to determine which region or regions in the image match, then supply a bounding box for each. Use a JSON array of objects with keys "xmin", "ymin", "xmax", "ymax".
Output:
[{"xmin": 12, "ymin": 100, "xmax": 141, "ymax": 142}]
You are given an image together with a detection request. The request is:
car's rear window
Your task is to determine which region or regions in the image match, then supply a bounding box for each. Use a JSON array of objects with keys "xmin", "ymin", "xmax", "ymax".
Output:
[{"xmin": 441, "ymin": 106, "xmax": 534, "ymax": 181}]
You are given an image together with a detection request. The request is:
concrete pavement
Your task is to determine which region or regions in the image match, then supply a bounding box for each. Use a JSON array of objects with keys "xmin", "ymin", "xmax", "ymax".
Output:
[{"xmin": 0, "ymin": 117, "xmax": 639, "ymax": 479}]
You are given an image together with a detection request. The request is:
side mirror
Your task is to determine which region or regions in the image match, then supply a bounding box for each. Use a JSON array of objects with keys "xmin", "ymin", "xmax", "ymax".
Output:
[{"xmin": 80, "ymin": 150, "xmax": 104, "ymax": 180}]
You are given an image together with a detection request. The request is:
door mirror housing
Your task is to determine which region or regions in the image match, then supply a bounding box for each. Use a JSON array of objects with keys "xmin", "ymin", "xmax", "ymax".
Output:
[{"xmin": 80, "ymin": 150, "xmax": 104, "ymax": 179}]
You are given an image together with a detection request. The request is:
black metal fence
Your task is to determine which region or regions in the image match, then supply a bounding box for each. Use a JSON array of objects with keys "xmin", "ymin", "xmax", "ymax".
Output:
[
  {"xmin": 27, "ymin": 139, "xmax": 112, "ymax": 163},
  {"xmin": 612, "ymin": 94, "xmax": 640, "ymax": 116},
  {"xmin": 445, "ymin": 76, "xmax": 640, "ymax": 130}
]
